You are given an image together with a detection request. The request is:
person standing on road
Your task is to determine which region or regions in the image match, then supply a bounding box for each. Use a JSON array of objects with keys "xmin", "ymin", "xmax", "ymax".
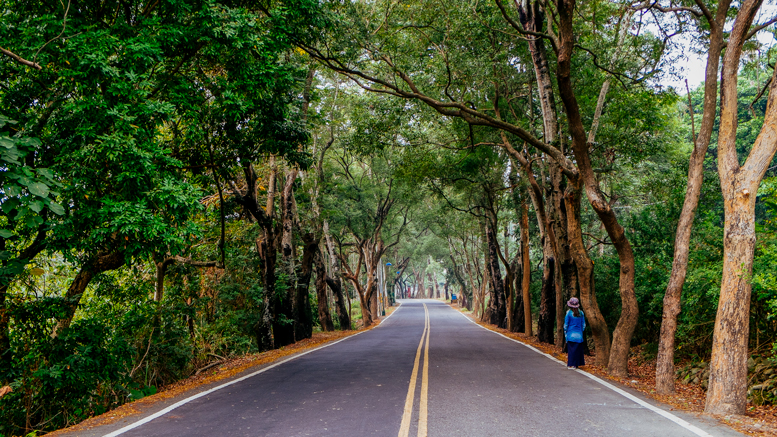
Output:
[{"xmin": 564, "ymin": 297, "xmax": 586, "ymax": 369}]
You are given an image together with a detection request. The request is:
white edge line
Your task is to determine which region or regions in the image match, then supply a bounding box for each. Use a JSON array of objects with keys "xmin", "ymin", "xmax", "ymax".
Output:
[
  {"xmin": 449, "ymin": 306, "xmax": 714, "ymax": 437},
  {"xmin": 104, "ymin": 302, "xmax": 404, "ymax": 437}
]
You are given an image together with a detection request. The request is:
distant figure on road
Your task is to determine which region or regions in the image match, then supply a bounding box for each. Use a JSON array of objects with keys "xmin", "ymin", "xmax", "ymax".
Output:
[{"xmin": 564, "ymin": 297, "xmax": 586, "ymax": 369}]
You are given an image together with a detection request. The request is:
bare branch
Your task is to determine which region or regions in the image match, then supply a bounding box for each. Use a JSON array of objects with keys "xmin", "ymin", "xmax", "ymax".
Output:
[{"xmin": 0, "ymin": 46, "xmax": 42, "ymax": 70}]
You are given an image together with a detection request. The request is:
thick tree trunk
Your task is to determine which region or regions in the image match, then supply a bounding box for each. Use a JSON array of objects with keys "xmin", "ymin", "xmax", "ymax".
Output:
[
  {"xmin": 485, "ymin": 218, "xmax": 507, "ymax": 328},
  {"xmin": 556, "ymin": 0, "xmax": 637, "ymax": 377},
  {"xmin": 520, "ymin": 201, "xmax": 532, "ymax": 336},
  {"xmin": 549, "ymin": 162, "xmax": 573, "ymax": 344},
  {"xmin": 369, "ymin": 282, "xmax": 379, "ymax": 319},
  {"xmin": 293, "ymin": 234, "xmax": 318, "ymax": 341},
  {"xmin": 281, "ymin": 170, "xmax": 298, "ymax": 262},
  {"xmin": 706, "ymin": 204, "xmax": 757, "ymax": 414},
  {"xmin": 565, "ymin": 182, "xmax": 610, "ymax": 366},
  {"xmin": 505, "ymin": 269, "xmax": 515, "ymax": 332},
  {"xmin": 326, "ymin": 276, "xmax": 350, "ymax": 330},
  {"xmin": 655, "ymin": 0, "xmax": 731, "ymax": 394},
  {"xmin": 512, "ymin": 268, "xmax": 525, "ymax": 333},
  {"xmin": 706, "ymin": 0, "xmax": 776, "ymax": 414},
  {"xmin": 314, "ymin": 247, "xmax": 335, "ymax": 331},
  {"xmin": 538, "ymin": 257, "xmax": 556, "ymax": 344}
]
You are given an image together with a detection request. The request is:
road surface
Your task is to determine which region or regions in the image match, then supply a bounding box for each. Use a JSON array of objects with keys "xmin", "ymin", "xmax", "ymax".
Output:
[{"xmin": 76, "ymin": 300, "xmax": 740, "ymax": 437}]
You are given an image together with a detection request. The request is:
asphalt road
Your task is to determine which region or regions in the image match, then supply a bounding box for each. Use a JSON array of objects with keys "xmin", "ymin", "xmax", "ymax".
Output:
[{"xmin": 88, "ymin": 300, "xmax": 741, "ymax": 437}]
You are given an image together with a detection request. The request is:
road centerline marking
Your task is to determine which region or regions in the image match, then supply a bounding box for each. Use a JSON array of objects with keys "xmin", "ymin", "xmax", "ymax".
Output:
[
  {"xmin": 398, "ymin": 303, "xmax": 429, "ymax": 437},
  {"xmin": 418, "ymin": 303, "xmax": 430, "ymax": 437}
]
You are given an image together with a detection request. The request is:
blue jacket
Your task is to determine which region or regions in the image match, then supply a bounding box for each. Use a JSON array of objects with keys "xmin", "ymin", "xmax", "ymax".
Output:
[{"xmin": 564, "ymin": 309, "xmax": 585, "ymax": 343}]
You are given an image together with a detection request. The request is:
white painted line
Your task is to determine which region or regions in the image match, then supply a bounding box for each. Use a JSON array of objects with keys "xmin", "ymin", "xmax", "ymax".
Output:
[
  {"xmin": 104, "ymin": 303, "xmax": 404, "ymax": 437},
  {"xmin": 448, "ymin": 306, "xmax": 714, "ymax": 437}
]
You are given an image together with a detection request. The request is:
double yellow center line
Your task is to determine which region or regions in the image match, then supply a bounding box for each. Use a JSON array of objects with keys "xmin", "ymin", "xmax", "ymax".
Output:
[{"xmin": 398, "ymin": 303, "xmax": 430, "ymax": 437}]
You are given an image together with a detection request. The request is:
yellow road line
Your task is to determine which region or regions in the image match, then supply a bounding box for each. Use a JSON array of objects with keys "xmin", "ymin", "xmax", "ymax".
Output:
[
  {"xmin": 418, "ymin": 303, "xmax": 430, "ymax": 437},
  {"xmin": 398, "ymin": 303, "xmax": 429, "ymax": 437}
]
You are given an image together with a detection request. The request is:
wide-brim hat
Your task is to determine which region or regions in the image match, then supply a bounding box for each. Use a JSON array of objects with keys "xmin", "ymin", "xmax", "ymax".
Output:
[{"xmin": 567, "ymin": 297, "xmax": 580, "ymax": 308}]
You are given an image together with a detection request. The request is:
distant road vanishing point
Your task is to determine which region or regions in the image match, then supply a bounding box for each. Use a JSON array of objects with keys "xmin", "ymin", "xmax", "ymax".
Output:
[{"xmin": 68, "ymin": 300, "xmax": 740, "ymax": 437}]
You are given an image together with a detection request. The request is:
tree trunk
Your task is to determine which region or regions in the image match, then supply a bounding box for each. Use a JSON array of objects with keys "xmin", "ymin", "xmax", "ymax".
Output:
[
  {"xmin": 485, "ymin": 217, "xmax": 507, "ymax": 328},
  {"xmin": 550, "ymin": 162, "xmax": 573, "ymax": 344},
  {"xmin": 314, "ymin": 247, "xmax": 335, "ymax": 331},
  {"xmin": 520, "ymin": 201, "xmax": 532, "ymax": 336},
  {"xmin": 565, "ymin": 181, "xmax": 610, "ymax": 365},
  {"xmin": 538, "ymin": 257, "xmax": 556, "ymax": 344},
  {"xmin": 293, "ymin": 233, "xmax": 318, "ymax": 341},
  {"xmin": 706, "ymin": 0, "xmax": 776, "ymax": 414},
  {"xmin": 655, "ymin": 0, "xmax": 731, "ymax": 394},
  {"xmin": 326, "ymin": 276, "xmax": 350, "ymax": 330},
  {"xmin": 556, "ymin": 0, "xmax": 637, "ymax": 377},
  {"xmin": 154, "ymin": 258, "xmax": 170, "ymax": 302},
  {"xmin": 281, "ymin": 170, "xmax": 298, "ymax": 262},
  {"xmin": 512, "ymin": 267, "xmax": 525, "ymax": 333}
]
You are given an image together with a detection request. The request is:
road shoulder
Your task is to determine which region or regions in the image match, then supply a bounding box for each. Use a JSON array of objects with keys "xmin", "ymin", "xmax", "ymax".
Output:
[
  {"xmin": 446, "ymin": 302, "xmax": 750, "ymax": 437},
  {"xmin": 50, "ymin": 307, "xmax": 399, "ymax": 437}
]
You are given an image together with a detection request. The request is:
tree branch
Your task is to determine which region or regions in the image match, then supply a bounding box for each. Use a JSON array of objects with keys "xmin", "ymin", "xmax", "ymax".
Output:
[{"xmin": 0, "ymin": 46, "xmax": 42, "ymax": 70}]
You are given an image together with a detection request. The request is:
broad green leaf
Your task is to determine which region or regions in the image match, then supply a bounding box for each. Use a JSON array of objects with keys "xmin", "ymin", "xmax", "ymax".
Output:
[
  {"xmin": 28, "ymin": 182, "xmax": 50, "ymax": 198},
  {"xmin": 6, "ymin": 185, "xmax": 21, "ymax": 197},
  {"xmin": 0, "ymin": 230, "xmax": 13, "ymax": 238},
  {"xmin": 1, "ymin": 198, "xmax": 20, "ymax": 214},
  {"xmin": 0, "ymin": 137, "xmax": 14, "ymax": 149},
  {"xmin": 37, "ymin": 168, "xmax": 55, "ymax": 180},
  {"xmin": 29, "ymin": 200, "xmax": 44, "ymax": 213},
  {"xmin": 48, "ymin": 201, "xmax": 65, "ymax": 216}
]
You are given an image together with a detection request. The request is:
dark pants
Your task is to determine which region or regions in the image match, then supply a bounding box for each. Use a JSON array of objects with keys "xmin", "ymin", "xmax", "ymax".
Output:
[{"xmin": 567, "ymin": 341, "xmax": 585, "ymax": 367}]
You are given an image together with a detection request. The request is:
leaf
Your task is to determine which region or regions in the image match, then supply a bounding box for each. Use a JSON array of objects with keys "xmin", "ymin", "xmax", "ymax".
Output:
[
  {"xmin": 0, "ymin": 230, "xmax": 13, "ymax": 238},
  {"xmin": 6, "ymin": 185, "xmax": 21, "ymax": 197},
  {"xmin": 37, "ymin": 168, "xmax": 55, "ymax": 180},
  {"xmin": 48, "ymin": 201, "xmax": 65, "ymax": 216},
  {"xmin": 27, "ymin": 182, "xmax": 50, "ymax": 198},
  {"xmin": 1, "ymin": 199, "xmax": 20, "ymax": 214},
  {"xmin": 0, "ymin": 137, "xmax": 14, "ymax": 149},
  {"xmin": 30, "ymin": 267, "xmax": 44, "ymax": 276},
  {"xmin": 29, "ymin": 201, "xmax": 44, "ymax": 213}
]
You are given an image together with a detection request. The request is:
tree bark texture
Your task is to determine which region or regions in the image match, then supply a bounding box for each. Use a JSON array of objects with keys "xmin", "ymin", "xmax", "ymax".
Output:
[
  {"xmin": 656, "ymin": 0, "xmax": 731, "ymax": 394},
  {"xmin": 555, "ymin": 0, "xmax": 637, "ymax": 377},
  {"xmin": 293, "ymin": 233, "xmax": 318, "ymax": 341},
  {"xmin": 707, "ymin": 0, "xmax": 775, "ymax": 415},
  {"xmin": 512, "ymin": 267, "xmax": 525, "ymax": 333},
  {"xmin": 326, "ymin": 276, "xmax": 351, "ymax": 330},
  {"xmin": 485, "ymin": 218, "xmax": 507, "ymax": 328},
  {"xmin": 520, "ymin": 201, "xmax": 532, "ymax": 336},
  {"xmin": 538, "ymin": 257, "xmax": 556, "ymax": 344},
  {"xmin": 314, "ymin": 247, "xmax": 335, "ymax": 331},
  {"xmin": 565, "ymin": 182, "xmax": 610, "ymax": 365}
]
